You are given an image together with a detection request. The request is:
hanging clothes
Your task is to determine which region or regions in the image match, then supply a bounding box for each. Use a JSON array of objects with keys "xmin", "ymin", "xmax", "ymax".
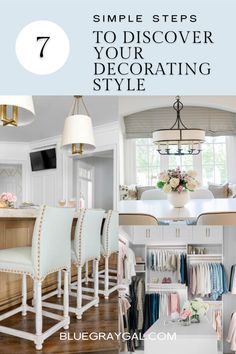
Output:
[
  {"xmin": 142, "ymin": 291, "xmax": 180, "ymax": 335},
  {"xmin": 118, "ymin": 240, "xmax": 136, "ymax": 285},
  {"xmin": 227, "ymin": 312, "xmax": 236, "ymax": 351},
  {"xmin": 147, "ymin": 249, "xmax": 187, "ymax": 284},
  {"xmin": 142, "ymin": 293, "xmax": 160, "ymax": 335},
  {"xmin": 229, "ymin": 264, "xmax": 236, "ymax": 294},
  {"xmin": 189, "ymin": 262, "xmax": 228, "ymax": 300}
]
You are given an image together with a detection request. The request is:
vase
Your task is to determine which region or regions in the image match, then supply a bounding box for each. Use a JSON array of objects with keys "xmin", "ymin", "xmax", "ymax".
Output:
[
  {"xmin": 180, "ymin": 317, "xmax": 191, "ymax": 326},
  {"xmin": 191, "ymin": 314, "xmax": 200, "ymax": 323},
  {"xmin": 0, "ymin": 201, "xmax": 14, "ymax": 208},
  {"xmin": 168, "ymin": 190, "xmax": 190, "ymax": 208}
]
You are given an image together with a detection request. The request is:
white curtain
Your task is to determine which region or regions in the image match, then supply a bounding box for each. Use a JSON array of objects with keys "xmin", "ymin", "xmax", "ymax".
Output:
[
  {"xmin": 226, "ymin": 136, "xmax": 236, "ymax": 183},
  {"xmin": 124, "ymin": 139, "xmax": 137, "ymax": 185}
]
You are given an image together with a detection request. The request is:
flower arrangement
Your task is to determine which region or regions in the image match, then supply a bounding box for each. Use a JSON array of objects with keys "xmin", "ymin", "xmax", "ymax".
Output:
[
  {"xmin": 0, "ymin": 192, "xmax": 17, "ymax": 208},
  {"xmin": 181, "ymin": 298, "xmax": 209, "ymax": 324},
  {"xmin": 157, "ymin": 167, "xmax": 199, "ymax": 193},
  {"xmin": 180, "ymin": 308, "xmax": 192, "ymax": 325}
]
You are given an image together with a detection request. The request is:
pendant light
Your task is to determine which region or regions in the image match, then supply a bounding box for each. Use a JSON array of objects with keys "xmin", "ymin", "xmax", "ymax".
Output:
[
  {"xmin": 0, "ymin": 96, "xmax": 35, "ymax": 126},
  {"xmin": 62, "ymin": 96, "xmax": 95, "ymax": 155},
  {"xmin": 153, "ymin": 96, "xmax": 205, "ymax": 155}
]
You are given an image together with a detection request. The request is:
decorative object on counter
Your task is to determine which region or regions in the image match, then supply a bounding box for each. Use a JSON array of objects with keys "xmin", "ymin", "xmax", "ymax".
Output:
[
  {"xmin": 182, "ymin": 298, "xmax": 209, "ymax": 324},
  {"xmin": 188, "ymin": 246, "xmax": 207, "ymax": 255},
  {"xmin": 157, "ymin": 167, "xmax": 200, "ymax": 207},
  {"xmin": 0, "ymin": 96, "xmax": 35, "ymax": 126},
  {"xmin": 0, "ymin": 192, "xmax": 17, "ymax": 208},
  {"xmin": 180, "ymin": 308, "xmax": 192, "ymax": 326},
  {"xmin": 67, "ymin": 198, "xmax": 77, "ymax": 208},
  {"xmin": 19, "ymin": 202, "xmax": 39, "ymax": 209},
  {"xmin": 153, "ymin": 96, "xmax": 205, "ymax": 156},
  {"xmin": 62, "ymin": 96, "xmax": 95, "ymax": 155},
  {"xmin": 58, "ymin": 199, "xmax": 66, "ymax": 207},
  {"xmin": 79, "ymin": 192, "xmax": 85, "ymax": 209}
]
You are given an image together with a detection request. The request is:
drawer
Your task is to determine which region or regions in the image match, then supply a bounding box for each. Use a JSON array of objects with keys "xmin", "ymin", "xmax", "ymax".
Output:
[
  {"xmin": 192, "ymin": 226, "xmax": 223, "ymax": 244},
  {"xmin": 163, "ymin": 226, "xmax": 193, "ymax": 243},
  {"xmin": 132, "ymin": 226, "xmax": 163, "ymax": 245}
]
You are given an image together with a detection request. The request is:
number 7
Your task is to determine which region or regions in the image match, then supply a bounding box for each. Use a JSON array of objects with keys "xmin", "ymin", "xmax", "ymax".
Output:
[{"xmin": 36, "ymin": 36, "xmax": 50, "ymax": 58}]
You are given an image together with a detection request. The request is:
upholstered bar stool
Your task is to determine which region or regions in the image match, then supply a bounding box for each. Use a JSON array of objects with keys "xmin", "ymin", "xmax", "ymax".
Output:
[
  {"xmin": 98, "ymin": 210, "xmax": 119, "ymax": 299},
  {"xmin": 0, "ymin": 205, "xmax": 74, "ymax": 350},
  {"xmin": 70, "ymin": 208, "xmax": 105, "ymax": 319}
]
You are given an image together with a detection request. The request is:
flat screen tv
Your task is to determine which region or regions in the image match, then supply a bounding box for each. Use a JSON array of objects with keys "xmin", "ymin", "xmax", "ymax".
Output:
[{"xmin": 30, "ymin": 148, "xmax": 57, "ymax": 171}]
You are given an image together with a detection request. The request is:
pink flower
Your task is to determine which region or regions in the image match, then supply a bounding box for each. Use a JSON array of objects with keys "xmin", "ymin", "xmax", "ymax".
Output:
[
  {"xmin": 180, "ymin": 309, "xmax": 192, "ymax": 320},
  {"xmin": 0, "ymin": 192, "xmax": 17, "ymax": 203},
  {"xmin": 177, "ymin": 185, "xmax": 184, "ymax": 193}
]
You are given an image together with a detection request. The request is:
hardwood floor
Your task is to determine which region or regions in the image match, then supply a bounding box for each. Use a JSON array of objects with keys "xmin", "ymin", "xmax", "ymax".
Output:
[{"xmin": 0, "ymin": 292, "xmax": 119, "ymax": 354}]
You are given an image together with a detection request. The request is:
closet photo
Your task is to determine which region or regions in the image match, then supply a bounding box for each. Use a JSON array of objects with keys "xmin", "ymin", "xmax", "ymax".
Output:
[{"xmin": 119, "ymin": 225, "xmax": 236, "ymax": 354}]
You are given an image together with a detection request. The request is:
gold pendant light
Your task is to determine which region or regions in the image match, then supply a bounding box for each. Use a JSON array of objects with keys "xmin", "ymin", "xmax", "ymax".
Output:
[
  {"xmin": 0, "ymin": 96, "xmax": 35, "ymax": 127},
  {"xmin": 62, "ymin": 96, "xmax": 95, "ymax": 155}
]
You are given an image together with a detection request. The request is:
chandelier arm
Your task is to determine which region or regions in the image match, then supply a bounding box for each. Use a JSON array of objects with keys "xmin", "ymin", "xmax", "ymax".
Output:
[{"xmin": 81, "ymin": 97, "xmax": 90, "ymax": 116}]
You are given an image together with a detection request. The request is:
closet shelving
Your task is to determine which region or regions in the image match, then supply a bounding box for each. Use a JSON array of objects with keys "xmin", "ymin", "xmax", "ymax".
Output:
[{"xmin": 122, "ymin": 225, "xmax": 224, "ymax": 354}]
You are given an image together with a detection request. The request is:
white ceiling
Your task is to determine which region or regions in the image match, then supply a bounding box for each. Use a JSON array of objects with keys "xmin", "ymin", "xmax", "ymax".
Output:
[{"xmin": 0, "ymin": 96, "xmax": 118, "ymax": 142}]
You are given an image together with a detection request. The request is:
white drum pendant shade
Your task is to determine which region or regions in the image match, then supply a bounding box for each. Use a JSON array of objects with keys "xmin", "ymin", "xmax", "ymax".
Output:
[
  {"xmin": 0, "ymin": 96, "xmax": 35, "ymax": 126},
  {"xmin": 62, "ymin": 114, "xmax": 95, "ymax": 151}
]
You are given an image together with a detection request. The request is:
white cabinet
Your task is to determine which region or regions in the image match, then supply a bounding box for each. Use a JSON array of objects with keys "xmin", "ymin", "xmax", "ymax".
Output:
[
  {"xmin": 192, "ymin": 226, "xmax": 223, "ymax": 244},
  {"xmin": 163, "ymin": 226, "xmax": 193, "ymax": 243},
  {"xmin": 132, "ymin": 226, "xmax": 162, "ymax": 245}
]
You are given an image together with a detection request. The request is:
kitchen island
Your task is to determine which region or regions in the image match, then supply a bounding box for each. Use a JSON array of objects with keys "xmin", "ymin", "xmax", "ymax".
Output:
[{"xmin": 144, "ymin": 318, "xmax": 218, "ymax": 354}]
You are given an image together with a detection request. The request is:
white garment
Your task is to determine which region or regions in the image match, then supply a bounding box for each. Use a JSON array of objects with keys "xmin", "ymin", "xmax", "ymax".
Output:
[
  {"xmin": 227, "ymin": 312, "xmax": 236, "ymax": 351},
  {"xmin": 124, "ymin": 248, "xmax": 136, "ymax": 284}
]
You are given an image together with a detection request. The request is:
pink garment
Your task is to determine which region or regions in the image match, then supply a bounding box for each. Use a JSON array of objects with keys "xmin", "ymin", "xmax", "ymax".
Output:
[
  {"xmin": 227, "ymin": 312, "xmax": 236, "ymax": 351},
  {"xmin": 170, "ymin": 293, "xmax": 180, "ymax": 314}
]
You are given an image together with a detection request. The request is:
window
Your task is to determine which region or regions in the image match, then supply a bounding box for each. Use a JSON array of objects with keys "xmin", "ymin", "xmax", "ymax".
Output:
[
  {"xmin": 136, "ymin": 138, "xmax": 160, "ymax": 185},
  {"xmin": 168, "ymin": 153, "xmax": 193, "ymax": 172},
  {"xmin": 202, "ymin": 136, "xmax": 227, "ymax": 185},
  {"xmin": 135, "ymin": 137, "xmax": 228, "ymax": 186}
]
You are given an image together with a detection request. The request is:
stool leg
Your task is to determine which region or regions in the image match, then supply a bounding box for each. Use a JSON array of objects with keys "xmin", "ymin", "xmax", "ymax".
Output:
[
  {"xmin": 32, "ymin": 280, "xmax": 36, "ymax": 306},
  {"xmin": 57, "ymin": 270, "xmax": 62, "ymax": 298},
  {"xmin": 94, "ymin": 259, "xmax": 99, "ymax": 306},
  {"xmin": 63, "ymin": 270, "xmax": 70, "ymax": 329},
  {"xmin": 85, "ymin": 261, "xmax": 89, "ymax": 284},
  {"xmin": 35, "ymin": 280, "xmax": 43, "ymax": 350},
  {"xmin": 76, "ymin": 265, "xmax": 82, "ymax": 320},
  {"xmin": 116, "ymin": 251, "xmax": 119, "ymax": 287},
  {"xmin": 104, "ymin": 255, "xmax": 109, "ymax": 299},
  {"xmin": 22, "ymin": 274, "xmax": 27, "ymax": 316},
  {"xmin": 68, "ymin": 269, "xmax": 71, "ymax": 291}
]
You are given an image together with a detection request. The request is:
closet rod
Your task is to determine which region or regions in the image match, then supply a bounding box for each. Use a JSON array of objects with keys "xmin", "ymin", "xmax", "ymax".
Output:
[
  {"xmin": 147, "ymin": 245, "xmax": 186, "ymax": 250},
  {"xmin": 189, "ymin": 259, "xmax": 222, "ymax": 263}
]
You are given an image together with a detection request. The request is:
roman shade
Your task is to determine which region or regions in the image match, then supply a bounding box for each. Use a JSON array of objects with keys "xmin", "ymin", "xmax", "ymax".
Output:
[{"xmin": 124, "ymin": 106, "xmax": 236, "ymax": 138}]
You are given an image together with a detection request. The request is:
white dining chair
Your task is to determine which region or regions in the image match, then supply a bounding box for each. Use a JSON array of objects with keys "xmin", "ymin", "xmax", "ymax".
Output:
[
  {"xmin": 99, "ymin": 210, "xmax": 119, "ymax": 299},
  {"xmin": 141, "ymin": 189, "xmax": 168, "ymax": 200},
  {"xmin": 0, "ymin": 205, "xmax": 74, "ymax": 350},
  {"xmin": 196, "ymin": 212, "xmax": 236, "ymax": 225},
  {"xmin": 190, "ymin": 188, "xmax": 214, "ymax": 199}
]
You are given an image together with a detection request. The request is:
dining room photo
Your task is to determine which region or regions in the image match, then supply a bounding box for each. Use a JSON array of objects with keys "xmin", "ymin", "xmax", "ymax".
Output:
[{"xmin": 118, "ymin": 95, "xmax": 236, "ymax": 226}]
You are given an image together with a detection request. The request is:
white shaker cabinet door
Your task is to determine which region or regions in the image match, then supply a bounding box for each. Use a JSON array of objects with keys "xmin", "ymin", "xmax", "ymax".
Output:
[
  {"xmin": 192, "ymin": 226, "xmax": 223, "ymax": 244},
  {"xmin": 162, "ymin": 226, "xmax": 193, "ymax": 243},
  {"xmin": 132, "ymin": 226, "xmax": 163, "ymax": 245}
]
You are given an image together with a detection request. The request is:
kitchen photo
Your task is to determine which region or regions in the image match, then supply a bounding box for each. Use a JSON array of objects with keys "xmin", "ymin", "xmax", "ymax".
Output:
[{"xmin": 0, "ymin": 95, "xmax": 120, "ymax": 354}]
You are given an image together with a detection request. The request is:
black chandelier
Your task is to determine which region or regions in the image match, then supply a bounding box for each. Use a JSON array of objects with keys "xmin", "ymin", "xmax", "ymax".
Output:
[{"xmin": 153, "ymin": 96, "xmax": 205, "ymax": 156}]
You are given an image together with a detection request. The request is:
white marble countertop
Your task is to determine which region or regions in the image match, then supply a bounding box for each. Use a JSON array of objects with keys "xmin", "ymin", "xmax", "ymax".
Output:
[{"xmin": 0, "ymin": 208, "xmax": 79, "ymax": 218}]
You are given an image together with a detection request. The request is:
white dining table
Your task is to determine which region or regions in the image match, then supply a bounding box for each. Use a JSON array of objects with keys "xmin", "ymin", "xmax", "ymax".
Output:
[{"xmin": 119, "ymin": 198, "xmax": 236, "ymax": 221}]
